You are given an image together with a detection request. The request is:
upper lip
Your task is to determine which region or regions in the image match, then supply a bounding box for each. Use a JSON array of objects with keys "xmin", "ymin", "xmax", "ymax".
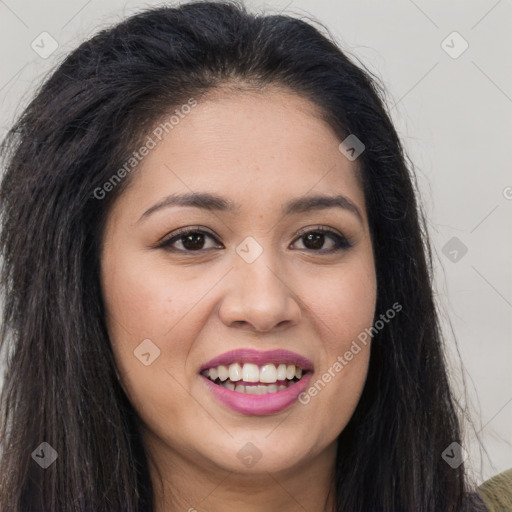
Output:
[{"xmin": 200, "ymin": 348, "xmax": 314, "ymax": 372}]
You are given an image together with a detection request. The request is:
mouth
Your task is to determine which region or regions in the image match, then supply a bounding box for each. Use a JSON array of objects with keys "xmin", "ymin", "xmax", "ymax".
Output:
[
  {"xmin": 201, "ymin": 362, "xmax": 307, "ymax": 394},
  {"xmin": 199, "ymin": 349, "xmax": 313, "ymax": 415}
]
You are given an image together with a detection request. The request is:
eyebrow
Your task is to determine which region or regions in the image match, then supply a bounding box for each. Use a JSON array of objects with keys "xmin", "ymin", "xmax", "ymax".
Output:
[{"xmin": 138, "ymin": 192, "xmax": 363, "ymax": 224}]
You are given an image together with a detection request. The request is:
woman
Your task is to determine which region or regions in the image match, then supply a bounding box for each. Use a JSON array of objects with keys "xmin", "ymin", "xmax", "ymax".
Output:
[{"xmin": 0, "ymin": 1, "xmax": 508, "ymax": 510}]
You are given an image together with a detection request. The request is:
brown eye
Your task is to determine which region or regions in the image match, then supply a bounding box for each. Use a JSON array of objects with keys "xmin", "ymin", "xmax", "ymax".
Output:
[
  {"xmin": 179, "ymin": 232, "xmax": 207, "ymax": 251},
  {"xmin": 157, "ymin": 226, "xmax": 352, "ymax": 254},
  {"xmin": 158, "ymin": 228, "xmax": 223, "ymax": 253},
  {"xmin": 291, "ymin": 227, "xmax": 352, "ymax": 253}
]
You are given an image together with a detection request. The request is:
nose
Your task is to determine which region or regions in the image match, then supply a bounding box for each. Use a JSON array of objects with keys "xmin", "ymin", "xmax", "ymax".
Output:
[{"xmin": 218, "ymin": 251, "xmax": 302, "ymax": 333}]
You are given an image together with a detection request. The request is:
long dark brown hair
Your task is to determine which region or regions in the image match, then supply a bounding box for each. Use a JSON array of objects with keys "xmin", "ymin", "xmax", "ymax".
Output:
[{"xmin": 0, "ymin": 1, "xmax": 487, "ymax": 510}]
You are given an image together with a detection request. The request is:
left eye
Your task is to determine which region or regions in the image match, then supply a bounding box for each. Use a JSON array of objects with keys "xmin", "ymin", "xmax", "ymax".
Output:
[
  {"xmin": 158, "ymin": 226, "xmax": 351, "ymax": 253},
  {"xmin": 290, "ymin": 227, "xmax": 352, "ymax": 252}
]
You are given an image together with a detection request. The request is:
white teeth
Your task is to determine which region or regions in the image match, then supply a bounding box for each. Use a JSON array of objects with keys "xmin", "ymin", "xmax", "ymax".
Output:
[
  {"xmin": 217, "ymin": 365, "xmax": 229, "ymax": 382},
  {"xmin": 260, "ymin": 363, "xmax": 277, "ymax": 383},
  {"xmin": 224, "ymin": 381, "xmax": 235, "ymax": 391},
  {"xmin": 235, "ymin": 383, "xmax": 245, "ymax": 392},
  {"xmin": 228, "ymin": 363, "xmax": 242, "ymax": 382},
  {"xmin": 276, "ymin": 363, "xmax": 287, "ymax": 381},
  {"xmin": 242, "ymin": 363, "xmax": 260, "ymax": 383},
  {"xmin": 205, "ymin": 361, "xmax": 307, "ymax": 384}
]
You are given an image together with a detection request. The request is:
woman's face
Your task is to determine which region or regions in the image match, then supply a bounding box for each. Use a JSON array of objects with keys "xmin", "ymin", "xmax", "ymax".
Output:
[{"xmin": 101, "ymin": 88, "xmax": 377, "ymax": 477}]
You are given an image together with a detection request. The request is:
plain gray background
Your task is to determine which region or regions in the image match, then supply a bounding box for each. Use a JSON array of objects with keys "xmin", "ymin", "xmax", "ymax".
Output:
[{"xmin": 0, "ymin": 0, "xmax": 511, "ymax": 484}]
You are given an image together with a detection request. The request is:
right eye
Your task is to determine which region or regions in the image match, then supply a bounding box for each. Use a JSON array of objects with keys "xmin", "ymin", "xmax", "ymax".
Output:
[{"xmin": 157, "ymin": 227, "xmax": 224, "ymax": 253}]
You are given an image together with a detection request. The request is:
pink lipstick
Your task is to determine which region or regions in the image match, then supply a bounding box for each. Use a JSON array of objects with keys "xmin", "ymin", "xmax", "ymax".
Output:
[{"xmin": 199, "ymin": 348, "xmax": 313, "ymax": 415}]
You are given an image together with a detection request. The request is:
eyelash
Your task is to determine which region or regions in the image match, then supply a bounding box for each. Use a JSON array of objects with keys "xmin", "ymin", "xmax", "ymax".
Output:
[{"xmin": 156, "ymin": 225, "xmax": 353, "ymax": 254}]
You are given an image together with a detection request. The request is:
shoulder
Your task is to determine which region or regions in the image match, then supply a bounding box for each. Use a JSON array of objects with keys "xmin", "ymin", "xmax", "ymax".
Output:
[{"xmin": 477, "ymin": 468, "xmax": 512, "ymax": 512}]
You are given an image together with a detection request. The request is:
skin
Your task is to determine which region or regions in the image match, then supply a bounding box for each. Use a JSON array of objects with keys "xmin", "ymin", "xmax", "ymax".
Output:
[{"xmin": 101, "ymin": 86, "xmax": 377, "ymax": 512}]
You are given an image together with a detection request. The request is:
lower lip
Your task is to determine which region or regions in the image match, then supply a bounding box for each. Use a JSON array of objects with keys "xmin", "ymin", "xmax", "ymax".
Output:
[{"xmin": 200, "ymin": 373, "xmax": 312, "ymax": 415}]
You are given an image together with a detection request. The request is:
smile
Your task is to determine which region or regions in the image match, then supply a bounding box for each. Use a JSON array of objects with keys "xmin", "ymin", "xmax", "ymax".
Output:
[
  {"xmin": 199, "ymin": 348, "xmax": 313, "ymax": 415},
  {"xmin": 201, "ymin": 362, "xmax": 305, "ymax": 394}
]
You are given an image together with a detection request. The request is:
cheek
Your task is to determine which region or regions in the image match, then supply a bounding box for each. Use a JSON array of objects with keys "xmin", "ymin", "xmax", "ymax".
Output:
[
  {"xmin": 307, "ymin": 255, "xmax": 377, "ymax": 348},
  {"xmin": 100, "ymin": 248, "xmax": 190, "ymax": 391},
  {"xmin": 299, "ymin": 254, "xmax": 376, "ymax": 431},
  {"xmin": 101, "ymin": 247, "xmax": 227, "ymax": 396},
  {"xmin": 102, "ymin": 252, "xmax": 175, "ymax": 331},
  {"xmin": 101, "ymin": 251, "xmax": 205, "ymax": 432},
  {"xmin": 102, "ymin": 246, "xmax": 210, "ymax": 343}
]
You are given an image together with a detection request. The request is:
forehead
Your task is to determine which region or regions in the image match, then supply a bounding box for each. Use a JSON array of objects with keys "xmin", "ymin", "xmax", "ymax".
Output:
[{"xmin": 114, "ymin": 87, "xmax": 366, "ymax": 221}]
